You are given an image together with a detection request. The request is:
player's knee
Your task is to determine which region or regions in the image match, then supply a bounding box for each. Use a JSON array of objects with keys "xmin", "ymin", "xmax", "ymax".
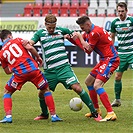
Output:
[
  {"xmin": 115, "ymin": 74, "xmax": 122, "ymax": 81},
  {"xmin": 71, "ymin": 83, "xmax": 82, "ymax": 94}
]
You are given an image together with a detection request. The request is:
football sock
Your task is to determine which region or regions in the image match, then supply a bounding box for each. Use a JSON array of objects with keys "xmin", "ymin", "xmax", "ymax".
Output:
[
  {"xmin": 44, "ymin": 92, "xmax": 55, "ymax": 115},
  {"xmin": 87, "ymin": 86, "xmax": 99, "ymax": 109},
  {"xmin": 79, "ymin": 89, "xmax": 96, "ymax": 113},
  {"xmin": 114, "ymin": 80, "xmax": 122, "ymax": 99},
  {"xmin": 39, "ymin": 98, "xmax": 48, "ymax": 115},
  {"xmin": 3, "ymin": 94, "xmax": 12, "ymax": 116},
  {"xmin": 96, "ymin": 88, "xmax": 113, "ymax": 112}
]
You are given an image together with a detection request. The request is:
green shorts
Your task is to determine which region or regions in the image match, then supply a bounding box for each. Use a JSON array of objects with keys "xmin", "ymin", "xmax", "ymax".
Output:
[
  {"xmin": 44, "ymin": 63, "xmax": 79, "ymax": 91},
  {"xmin": 116, "ymin": 53, "xmax": 133, "ymax": 72}
]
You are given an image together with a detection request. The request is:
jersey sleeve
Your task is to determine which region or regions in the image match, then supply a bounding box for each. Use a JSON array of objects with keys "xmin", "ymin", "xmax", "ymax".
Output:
[
  {"xmin": 59, "ymin": 27, "xmax": 74, "ymax": 35},
  {"xmin": 67, "ymin": 37, "xmax": 90, "ymax": 54},
  {"xmin": 31, "ymin": 30, "xmax": 40, "ymax": 43},
  {"xmin": 110, "ymin": 20, "xmax": 116, "ymax": 33}
]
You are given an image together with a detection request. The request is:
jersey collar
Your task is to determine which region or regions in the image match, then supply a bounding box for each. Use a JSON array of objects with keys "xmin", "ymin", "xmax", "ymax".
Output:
[{"xmin": 2, "ymin": 38, "xmax": 11, "ymax": 46}]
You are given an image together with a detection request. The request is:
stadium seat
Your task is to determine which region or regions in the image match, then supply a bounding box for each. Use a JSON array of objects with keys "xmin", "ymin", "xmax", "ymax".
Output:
[
  {"xmin": 16, "ymin": 14, "xmax": 23, "ymax": 17},
  {"xmin": 89, "ymin": 0, "xmax": 98, "ymax": 8},
  {"xmin": 107, "ymin": 7, "xmax": 116, "ymax": 17},
  {"xmin": 53, "ymin": 0, "xmax": 61, "ymax": 4},
  {"xmin": 44, "ymin": 0, "xmax": 52, "ymax": 4},
  {"xmin": 71, "ymin": 0, "xmax": 80, "ymax": 5},
  {"xmin": 51, "ymin": 2, "xmax": 60, "ymax": 16},
  {"xmin": 60, "ymin": 2, "xmax": 70, "ymax": 16},
  {"xmin": 33, "ymin": 13, "xmax": 41, "ymax": 17},
  {"xmin": 33, "ymin": 3, "xmax": 42, "ymax": 16},
  {"xmin": 98, "ymin": 0, "xmax": 107, "ymax": 9},
  {"xmin": 97, "ymin": 7, "xmax": 106, "ymax": 17},
  {"xmin": 80, "ymin": 0, "xmax": 89, "ymax": 6},
  {"xmin": 24, "ymin": 3, "xmax": 34, "ymax": 16},
  {"xmin": 42, "ymin": 2, "xmax": 51, "ymax": 16},
  {"xmin": 24, "ymin": 13, "xmax": 32, "ymax": 17},
  {"xmin": 108, "ymin": 0, "xmax": 116, "ymax": 8},
  {"xmin": 69, "ymin": 3, "xmax": 79, "ymax": 16},
  {"xmin": 88, "ymin": 7, "xmax": 97, "ymax": 17},
  {"xmin": 78, "ymin": 2, "xmax": 88, "ymax": 16},
  {"xmin": 88, "ymin": 1, "xmax": 97, "ymax": 17},
  {"xmin": 61, "ymin": 0, "xmax": 71, "ymax": 6}
]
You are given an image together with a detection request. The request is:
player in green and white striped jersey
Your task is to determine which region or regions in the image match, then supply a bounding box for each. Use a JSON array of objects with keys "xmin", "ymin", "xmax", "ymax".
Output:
[
  {"xmin": 29, "ymin": 14, "xmax": 102, "ymax": 121},
  {"xmin": 110, "ymin": 2, "xmax": 133, "ymax": 107}
]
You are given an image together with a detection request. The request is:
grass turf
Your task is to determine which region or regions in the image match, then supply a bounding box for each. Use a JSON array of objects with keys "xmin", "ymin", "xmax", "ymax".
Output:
[{"xmin": 0, "ymin": 67, "xmax": 133, "ymax": 133}]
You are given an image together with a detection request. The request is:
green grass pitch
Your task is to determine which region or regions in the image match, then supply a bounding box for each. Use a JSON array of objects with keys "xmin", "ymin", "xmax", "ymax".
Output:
[{"xmin": 0, "ymin": 67, "xmax": 133, "ymax": 133}]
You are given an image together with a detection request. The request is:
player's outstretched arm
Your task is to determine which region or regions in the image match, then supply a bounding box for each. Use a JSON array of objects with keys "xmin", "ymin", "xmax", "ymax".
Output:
[
  {"xmin": 71, "ymin": 32, "xmax": 93, "ymax": 53},
  {"xmin": 23, "ymin": 42, "xmax": 43, "ymax": 66}
]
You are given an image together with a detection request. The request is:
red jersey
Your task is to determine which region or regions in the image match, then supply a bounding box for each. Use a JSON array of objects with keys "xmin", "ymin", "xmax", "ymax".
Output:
[
  {"xmin": 69, "ymin": 25, "xmax": 118, "ymax": 60},
  {"xmin": 0, "ymin": 38, "xmax": 39, "ymax": 75},
  {"xmin": 82, "ymin": 25, "xmax": 118, "ymax": 59}
]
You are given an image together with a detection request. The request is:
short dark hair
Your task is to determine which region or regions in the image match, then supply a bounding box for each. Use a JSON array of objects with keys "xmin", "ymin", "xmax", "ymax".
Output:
[
  {"xmin": 76, "ymin": 16, "xmax": 90, "ymax": 25},
  {"xmin": 0, "ymin": 29, "xmax": 12, "ymax": 42},
  {"xmin": 117, "ymin": 2, "xmax": 127, "ymax": 11}
]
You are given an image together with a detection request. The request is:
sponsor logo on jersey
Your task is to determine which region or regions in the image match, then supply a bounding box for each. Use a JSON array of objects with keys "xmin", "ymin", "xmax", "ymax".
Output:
[
  {"xmin": 66, "ymin": 76, "xmax": 76, "ymax": 84},
  {"xmin": 38, "ymin": 80, "xmax": 46, "ymax": 87}
]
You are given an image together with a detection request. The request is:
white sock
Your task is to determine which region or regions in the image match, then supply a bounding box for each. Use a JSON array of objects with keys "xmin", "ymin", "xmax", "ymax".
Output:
[
  {"xmin": 6, "ymin": 115, "xmax": 12, "ymax": 118},
  {"xmin": 51, "ymin": 114, "xmax": 56, "ymax": 117},
  {"xmin": 107, "ymin": 112, "xmax": 114, "ymax": 114}
]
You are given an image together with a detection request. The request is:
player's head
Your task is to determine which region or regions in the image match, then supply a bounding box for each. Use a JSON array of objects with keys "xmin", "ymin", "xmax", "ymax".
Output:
[
  {"xmin": 116, "ymin": 2, "xmax": 127, "ymax": 21},
  {"xmin": 45, "ymin": 14, "xmax": 57, "ymax": 34},
  {"xmin": 76, "ymin": 16, "xmax": 92, "ymax": 33},
  {"xmin": 0, "ymin": 29, "xmax": 12, "ymax": 42}
]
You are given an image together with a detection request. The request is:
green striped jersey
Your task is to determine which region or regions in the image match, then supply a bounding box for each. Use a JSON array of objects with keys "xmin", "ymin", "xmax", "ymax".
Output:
[
  {"xmin": 31, "ymin": 27, "xmax": 73, "ymax": 69},
  {"xmin": 110, "ymin": 16, "xmax": 133, "ymax": 54}
]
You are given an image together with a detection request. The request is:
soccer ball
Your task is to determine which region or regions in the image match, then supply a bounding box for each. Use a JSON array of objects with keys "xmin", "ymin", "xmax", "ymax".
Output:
[{"xmin": 69, "ymin": 97, "xmax": 84, "ymax": 111}]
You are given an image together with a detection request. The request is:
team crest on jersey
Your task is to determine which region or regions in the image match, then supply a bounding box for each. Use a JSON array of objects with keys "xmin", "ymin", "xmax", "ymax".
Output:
[{"xmin": 91, "ymin": 32, "xmax": 94, "ymax": 36}]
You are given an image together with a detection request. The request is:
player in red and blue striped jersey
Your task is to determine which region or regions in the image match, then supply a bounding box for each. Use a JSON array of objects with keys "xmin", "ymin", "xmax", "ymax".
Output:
[
  {"xmin": 0, "ymin": 29, "xmax": 62, "ymax": 123},
  {"xmin": 67, "ymin": 16, "xmax": 120, "ymax": 122}
]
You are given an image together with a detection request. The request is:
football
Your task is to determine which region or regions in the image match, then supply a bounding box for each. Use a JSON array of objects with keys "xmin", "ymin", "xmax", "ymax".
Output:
[{"xmin": 69, "ymin": 97, "xmax": 84, "ymax": 111}]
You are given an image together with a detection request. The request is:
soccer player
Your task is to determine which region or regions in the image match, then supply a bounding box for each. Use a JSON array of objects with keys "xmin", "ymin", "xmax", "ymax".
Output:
[
  {"xmin": 70, "ymin": 16, "xmax": 120, "ymax": 121},
  {"xmin": 0, "ymin": 29, "xmax": 62, "ymax": 123},
  {"xmin": 110, "ymin": 2, "xmax": 133, "ymax": 107},
  {"xmin": 28, "ymin": 14, "xmax": 102, "ymax": 121}
]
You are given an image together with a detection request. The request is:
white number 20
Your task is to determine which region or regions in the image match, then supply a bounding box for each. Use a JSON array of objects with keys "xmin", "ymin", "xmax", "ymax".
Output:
[{"xmin": 3, "ymin": 43, "xmax": 23, "ymax": 64}]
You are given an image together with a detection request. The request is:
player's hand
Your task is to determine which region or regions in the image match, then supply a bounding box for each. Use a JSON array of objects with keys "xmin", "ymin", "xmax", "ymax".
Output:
[
  {"xmin": 64, "ymin": 34, "xmax": 71, "ymax": 39},
  {"xmin": 36, "ymin": 57, "xmax": 43, "ymax": 67},
  {"xmin": 70, "ymin": 32, "xmax": 79, "ymax": 41},
  {"xmin": 82, "ymin": 41, "xmax": 93, "ymax": 52}
]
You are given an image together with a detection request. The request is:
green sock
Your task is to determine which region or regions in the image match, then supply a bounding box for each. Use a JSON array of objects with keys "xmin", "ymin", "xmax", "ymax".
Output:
[
  {"xmin": 79, "ymin": 89, "xmax": 96, "ymax": 113},
  {"xmin": 39, "ymin": 98, "xmax": 48, "ymax": 115},
  {"xmin": 114, "ymin": 80, "xmax": 122, "ymax": 99}
]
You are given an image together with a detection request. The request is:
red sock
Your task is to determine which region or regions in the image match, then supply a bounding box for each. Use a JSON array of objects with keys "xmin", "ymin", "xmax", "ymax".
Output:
[
  {"xmin": 44, "ymin": 92, "xmax": 55, "ymax": 115},
  {"xmin": 89, "ymin": 90, "xmax": 99, "ymax": 109},
  {"xmin": 4, "ymin": 98, "xmax": 12, "ymax": 115},
  {"xmin": 99, "ymin": 92, "xmax": 113, "ymax": 112}
]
